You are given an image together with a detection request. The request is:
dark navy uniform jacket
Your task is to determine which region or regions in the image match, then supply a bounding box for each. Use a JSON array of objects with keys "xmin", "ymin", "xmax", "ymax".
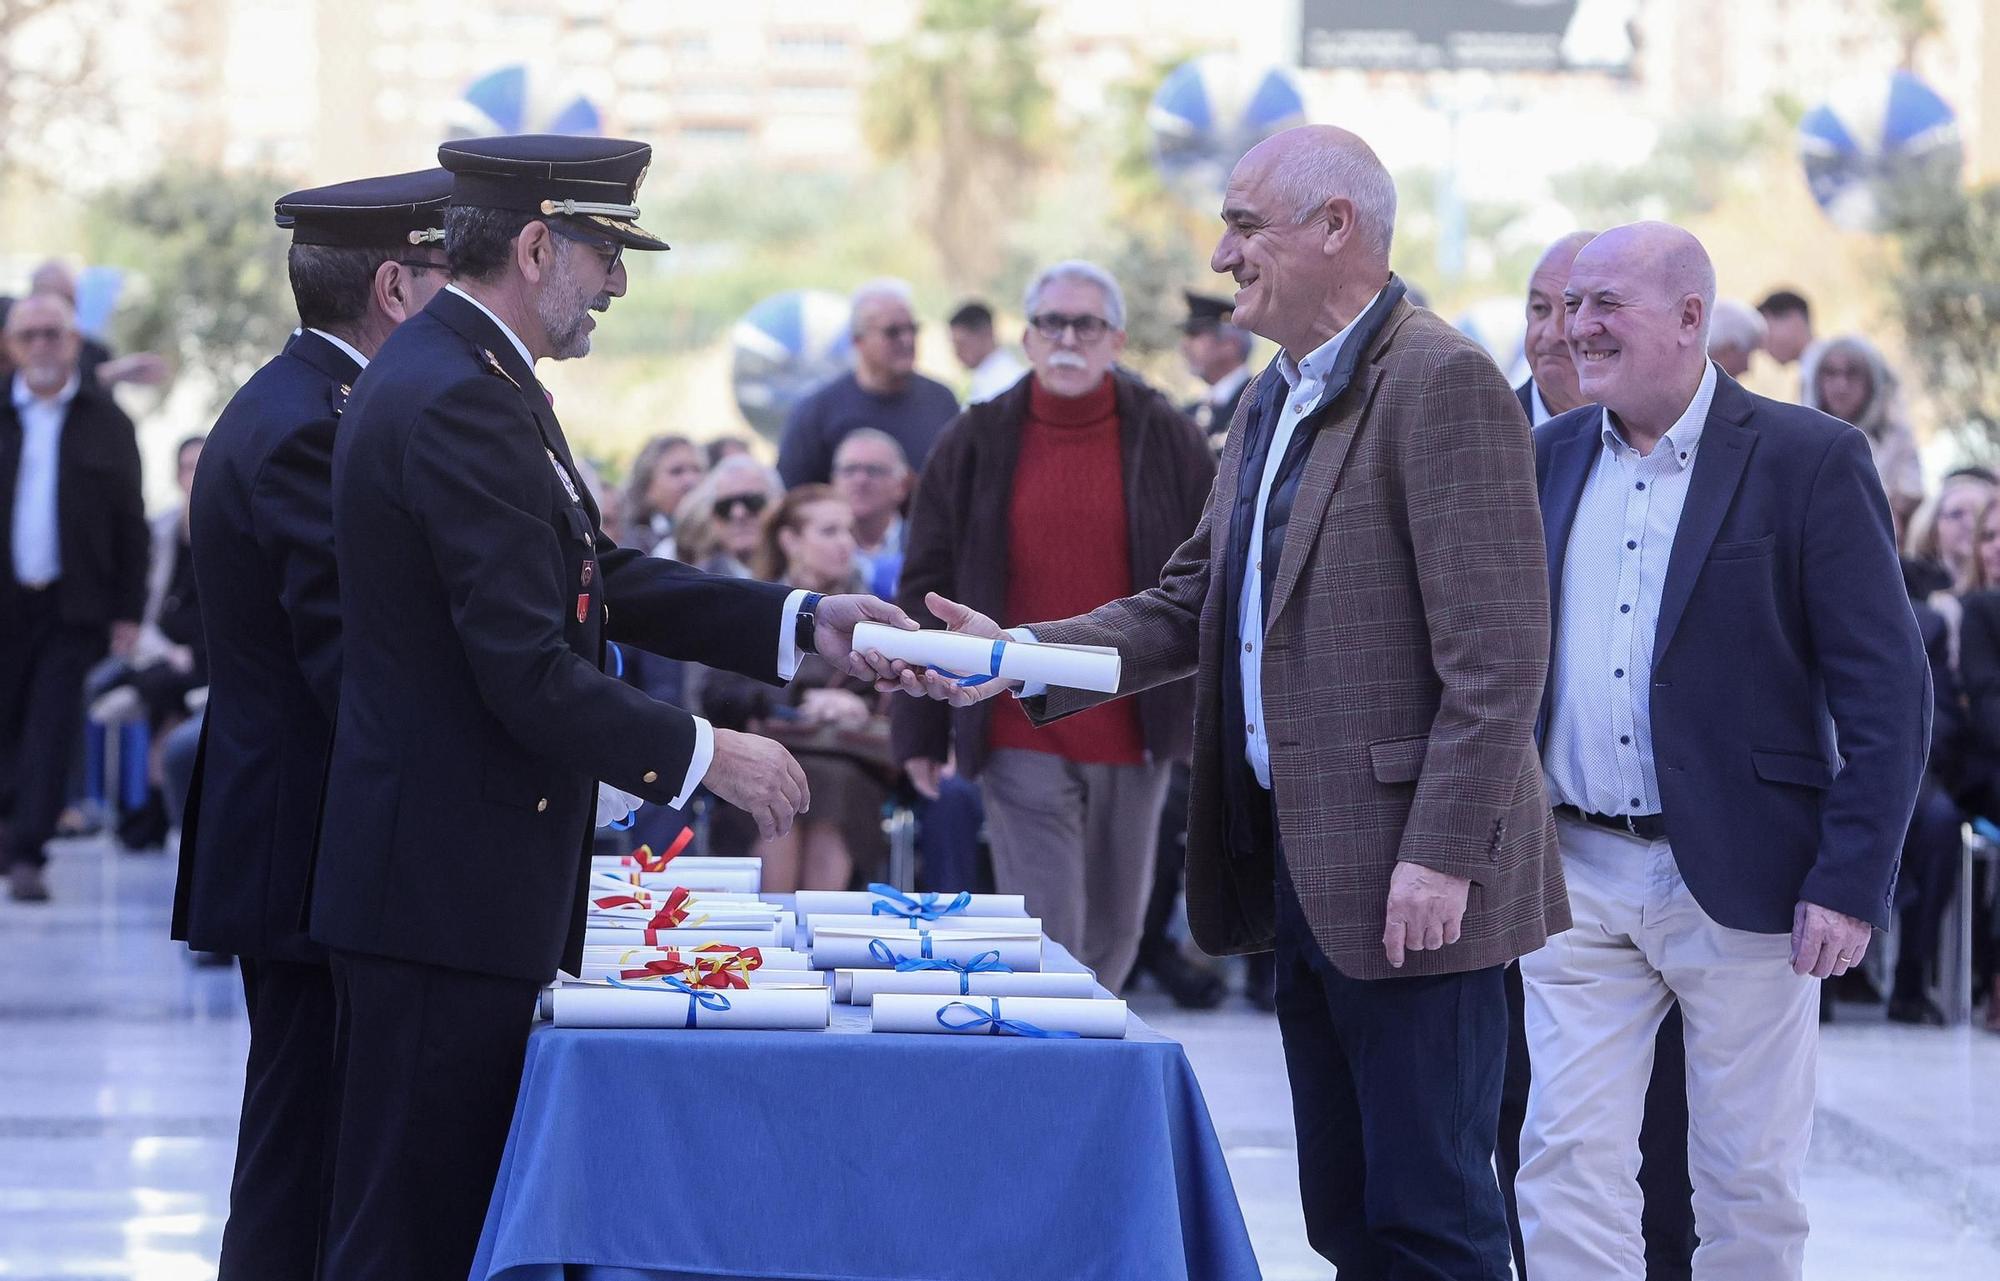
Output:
[
  {"xmin": 312, "ymin": 287, "xmax": 788, "ymax": 983},
  {"xmin": 173, "ymin": 330, "xmax": 358, "ymax": 963}
]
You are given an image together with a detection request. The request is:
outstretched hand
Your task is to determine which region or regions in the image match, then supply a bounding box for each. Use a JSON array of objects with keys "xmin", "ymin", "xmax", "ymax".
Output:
[
  {"xmin": 811, "ymin": 594, "xmax": 918, "ymax": 688},
  {"xmin": 895, "ymin": 593, "xmax": 1019, "ymax": 707}
]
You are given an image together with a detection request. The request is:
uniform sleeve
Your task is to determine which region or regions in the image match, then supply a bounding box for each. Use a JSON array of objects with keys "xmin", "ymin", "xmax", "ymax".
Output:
[
  {"xmin": 251, "ymin": 415, "xmax": 343, "ymax": 720},
  {"xmin": 400, "ymin": 377, "xmax": 699, "ymax": 807},
  {"xmin": 595, "ymin": 541, "xmax": 790, "ymax": 681}
]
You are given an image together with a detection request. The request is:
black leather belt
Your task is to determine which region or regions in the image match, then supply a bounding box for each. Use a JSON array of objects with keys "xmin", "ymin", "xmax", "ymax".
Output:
[{"xmin": 1554, "ymin": 804, "xmax": 1667, "ymax": 841}]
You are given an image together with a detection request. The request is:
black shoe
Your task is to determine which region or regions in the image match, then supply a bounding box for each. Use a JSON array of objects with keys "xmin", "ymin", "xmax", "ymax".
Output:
[
  {"xmin": 1885, "ymin": 993, "xmax": 1947, "ymax": 1026},
  {"xmin": 7, "ymin": 863, "xmax": 50, "ymax": 903},
  {"xmin": 1147, "ymin": 951, "xmax": 1226, "ymax": 1009}
]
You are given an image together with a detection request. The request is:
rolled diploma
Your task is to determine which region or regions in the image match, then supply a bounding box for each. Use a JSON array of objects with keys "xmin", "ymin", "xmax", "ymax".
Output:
[
  {"xmin": 538, "ymin": 984, "xmax": 830, "ymax": 1029},
  {"xmin": 583, "ymin": 925, "xmax": 781, "ymax": 949},
  {"xmin": 588, "ymin": 856, "xmax": 763, "ymax": 893},
  {"xmin": 793, "ymin": 889, "xmax": 1027, "ymax": 923},
  {"xmin": 834, "ymin": 968, "xmax": 1097, "ymax": 1004},
  {"xmin": 564, "ymin": 964, "xmax": 825, "ymax": 986},
  {"xmin": 850, "ymin": 621, "xmax": 1120, "ymax": 693},
  {"xmin": 577, "ymin": 945, "xmax": 812, "ymax": 970},
  {"xmin": 810, "ymin": 927, "xmax": 1042, "ymax": 971},
  {"xmin": 805, "ymin": 914, "xmax": 1040, "ymax": 944},
  {"xmin": 870, "ymin": 993, "xmax": 1128, "ymax": 1039},
  {"xmin": 588, "ymin": 876, "xmax": 762, "ymax": 903}
]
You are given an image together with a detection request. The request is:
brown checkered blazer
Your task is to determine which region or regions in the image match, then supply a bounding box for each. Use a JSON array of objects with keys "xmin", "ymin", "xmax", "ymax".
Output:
[{"xmin": 1025, "ymin": 297, "xmax": 1569, "ymax": 978}]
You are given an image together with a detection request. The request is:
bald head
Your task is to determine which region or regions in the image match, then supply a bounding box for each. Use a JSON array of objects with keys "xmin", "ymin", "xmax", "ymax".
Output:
[
  {"xmin": 28, "ymin": 260, "xmax": 77, "ymax": 304},
  {"xmin": 1523, "ymin": 230, "xmax": 1599, "ymax": 417},
  {"xmin": 1214, "ymin": 124, "xmax": 1398, "ymax": 358},
  {"xmin": 1563, "ymin": 221, "xmax": 1717, "ymax": 439},
  {"xmin": 5, "ymin": 292, "xmax": 81, "ymax": 397}
]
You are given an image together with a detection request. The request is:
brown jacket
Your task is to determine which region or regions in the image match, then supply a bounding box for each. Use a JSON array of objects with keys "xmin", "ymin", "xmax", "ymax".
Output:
[
  {"xmin": 1025, "ymin": 299, "xmax": 1569, "ymax": 979},
  {"xmin": 892, "ymin": 370, "xmax": 1216, "ymax": 779}
]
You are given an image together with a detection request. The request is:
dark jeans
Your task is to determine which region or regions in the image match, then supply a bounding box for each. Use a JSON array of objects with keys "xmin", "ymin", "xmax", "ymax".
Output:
[
  {"xmin": 323, "ymin": 951, "xmax": 540, "ymax": 1281},
  {"xmin": 1274, "ymin": 867, "xmax": 1512, "ymax": 1280},
  {"xmin": 1498, "ymin": 963, "xmax": 1697, "ymax": 1281},
  {"xmin": 0, "ymin": 586, "xmax": 105, "ymax": 869},
  {"xmin": 1895, "ymin": 776, "xmax": 1963, "ymax": 1000},
  {"xmin": 914, "ymin": 774, "xmax": 985, "ymax": 894},
  {"xmin": 219, "ymin": 958, "xmax": 337, "ymax": 1281}
]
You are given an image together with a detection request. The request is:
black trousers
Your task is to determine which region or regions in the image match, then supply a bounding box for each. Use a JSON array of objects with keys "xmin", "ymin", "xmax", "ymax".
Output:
[
  {"xmin": 1894, "ymin": 776, "xmax": 1962, "ymax": 999},
  {"xmin": 1497, "ymin": 963, "xmax": 1697, "ymax": 1281},
  {"xmin": 1273, "ymin": 873, "xmax": 1512, "ymax": 1280},
  {"xmin": 0, "ymin": 586, "xmax": 104, "ymax": 869},
  {"xmin": 219, "ymin": 958, "xmax": 338, "ymax": 1281},
  {"xmin": 1137, "ymin": 763, "xmax": 1194, "ymax": 976},
  {"xmin": 323, "ymin": 950, "xmax": 541, "ymax": 1281}
]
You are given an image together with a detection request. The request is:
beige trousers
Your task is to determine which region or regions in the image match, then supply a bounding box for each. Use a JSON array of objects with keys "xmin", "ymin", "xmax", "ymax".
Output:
[
  {"xmin": 978, "ymin": 747, "xmax": 1171, "ymax": 991},
  {"xmin": 1517, "ymin": 816, "xmax": 1818, "ymax": 1281}
]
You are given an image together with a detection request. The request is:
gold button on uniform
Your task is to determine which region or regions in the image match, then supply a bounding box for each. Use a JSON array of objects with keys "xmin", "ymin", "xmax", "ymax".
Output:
[
  {"xmin": 642, "ymin": 770, "xmax": 658, "ymax": 784},
  {"xmin": 536, "ymin": 798, "xmax": 548, "ymax": 812}
]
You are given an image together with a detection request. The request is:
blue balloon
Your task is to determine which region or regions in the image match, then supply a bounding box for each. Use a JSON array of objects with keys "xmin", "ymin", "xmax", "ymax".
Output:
[
  {"xmin": 731, "ymin": 290, "xmax": 855, "ymax": 439},
  {"xmin": 1148, "ymin": 56, "xmax": 1308, "ymax": 207},
  {"xmin": 1799, "ymin": 70, "xmax": 1961, "ymax": 230},
  {"xmin": 454, "ymin": 65, "xmax": 601, "ymax": 138}
]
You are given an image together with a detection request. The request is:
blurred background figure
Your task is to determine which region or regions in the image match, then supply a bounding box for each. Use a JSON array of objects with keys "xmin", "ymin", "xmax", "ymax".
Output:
[
  {"xmin": 1706, "ymin": 298, "xmax": 1767, "ymax": 379},
  {"xmin": 0, "ymin": 293, "xmax": 148, "ymax": 902},
  {"xmin": 894, "ymin": 260, "xmax": 1214, "ymax": 993},
  {"xmin": 620, "ymin": 433, "xmax": 704, "ymax": 558},
  {"xmin": 1516, "ymin": 230, "xmax": 1596, "ymax": 426},
  {"xmin": 1757, "ymin": 288, "xmax": 1815, "ymax": 368},
  {"xmin": 674, "ymin": 453, "xmax": 784, "ymax": 577},
  {"xmin": 697, "ymin": 486, "xmax": 893, "ymax": 889},
  {"xmin": 704, "ymin": 436, "xmax": 752, "ymax": 469},
  {"xmin": 1179, "ymin": 290, "xmax": 1253, "ymax": 451},
  {"xmin": 949, "ymin": 300, "xmax": 1026, "ymax": 405},
  {"xmin": 1802, "ymin": 335, "xmax": 1925, "ymax": 536},
  {"xmin": 831, "ymin": 427, "xmax": 911, "ymax": 600},
  {"xmin": 27, "ymin": 259, "xmax": 169, "ymax": 392},
  {"xmin": 777, "ymin": 279, "xmax": 959, "ymax": 486}
]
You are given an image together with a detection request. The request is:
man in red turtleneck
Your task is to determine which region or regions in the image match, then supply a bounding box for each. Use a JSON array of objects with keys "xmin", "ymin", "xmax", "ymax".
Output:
[{"xmin": 892, "ymin": 261, "xmax": 1215, "ymax": 992}]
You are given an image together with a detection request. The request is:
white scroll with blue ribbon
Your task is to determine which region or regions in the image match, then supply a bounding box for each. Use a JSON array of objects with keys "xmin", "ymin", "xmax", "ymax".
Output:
[
  {"xmin": 536, "ymin": 980, "xmax": 831, "ymax": 1029},
  {"xmin": 793, "ymin": 886, "xmax": 1027, "ymax": 929},
  {"xmin": 804, "ymin": 914, "xmax": 1043, "ymax": 947},
  {"xmin": 870, "ymin": 993, "xmax": 1128, "ymax": 1039},
  {"xmin": 810, "ymin": 926, "xmax": 1043, "ymax": 971},
  {"xmin": 833, "ymin": 966, "xmax": 1097, "ymax": 1005},
  {"xmin": 850, "ymin": 621, "xmax": 1121, "ymax": 693}
]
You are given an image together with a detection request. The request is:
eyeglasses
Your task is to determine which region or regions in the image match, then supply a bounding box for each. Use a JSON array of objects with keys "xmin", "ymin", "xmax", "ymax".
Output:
[
  {"xmin": 864, "ymin": 322, "xmax": 919, "ymax": 343},
  {"xmin": 716, "ymin": 493, "xmax": 768, "ymax": 520},
  {"xmin": 1028, "ymin": 312, "xmax": 1112, "ymax": 343},
  {"xmin": 834, "ymin": 462, "xmax": 898, "ymax": 481},
  {"xmin": 394, "ymin": 258, "xmax": 445, "ymax": 274},
  {"xmin": 548, "ymin": 222, "xmax": 624, "ymax": 273},
  {"xmin": 7, "ymin": 326, "xmax": 69, "ymax": 345}
]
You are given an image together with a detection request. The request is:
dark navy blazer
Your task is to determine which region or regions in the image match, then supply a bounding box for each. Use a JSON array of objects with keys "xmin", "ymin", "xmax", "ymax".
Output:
[
  {"xmin": 173, "ymin": 330, "xmax": 357, "ymax": 963},
  {"xmin": 313, "ymin": 289, "xmax": 789, "ymax": 982},
  {"xmin": 1534, "ymin": 367, "xmax": 1929, "ymax": 933}
]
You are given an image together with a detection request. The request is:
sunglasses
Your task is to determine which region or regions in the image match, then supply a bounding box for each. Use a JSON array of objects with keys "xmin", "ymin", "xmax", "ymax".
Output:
[
  {"xmin": 1029, "ymin": 312, "xmax": 1112, "ymax": 342},
  {"xmin": 865, "ymin": 322, "xmax": 919, "ymax": 343},
  {"xmin": 716, "ymin": 493, "xmax": 768, "ymax": 519}
]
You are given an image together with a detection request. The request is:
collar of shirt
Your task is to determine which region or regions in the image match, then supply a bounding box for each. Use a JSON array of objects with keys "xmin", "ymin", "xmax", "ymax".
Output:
[
  {"xmin": 446, "ymin": 284, "xmax": 535, "ymax": 371},
  {"xmin": 11, "ymin": 370, "xmax": 81, "ymax": 414},
  {"xmin": 1599, "ymin": 361, "xmax": 1718, "ymax": 468},
  {"xmin": 1528, "ymin": 379, "xmax": 1552, "ymax": 427},
  {"xmin": 1275, "ymin": 289, "xmax": 1383, "ymax": 408},
  {"xmin": 302, "ymin": 327, "xmax": 370, "ymax": 370},
  {"xmin": 1208, "ymin": 362, "xmax": 1252, "ymax": 406}
]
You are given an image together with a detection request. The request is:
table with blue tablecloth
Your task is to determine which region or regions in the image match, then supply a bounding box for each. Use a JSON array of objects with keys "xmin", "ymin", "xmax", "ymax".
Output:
[{"xmin": 469, "ymin": 942, "xmax": 1262, "ymax": 1281}]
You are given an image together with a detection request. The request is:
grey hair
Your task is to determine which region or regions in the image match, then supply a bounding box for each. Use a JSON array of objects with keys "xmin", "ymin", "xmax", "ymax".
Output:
[
  {"xmin": 1273, "ymin": 140, "xmax": 1398, "ymax": 260},
  {"xmin": 833, "ymin": 426, "xmax": 910, "ymax": 473},
  {"xmin": 1706, "ymin": 299, "xmax": 1767, "ymax": 354},
  {"xmin": 1021, "ymin": 259, "xmax": 1126, "ymax": 330},
  {"xmin": 849, "ymin": 277, "xmax": 914, "ymax": 332}
]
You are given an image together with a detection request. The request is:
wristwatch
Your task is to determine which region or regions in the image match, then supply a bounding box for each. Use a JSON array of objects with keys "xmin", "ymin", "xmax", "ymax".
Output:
[{"xmin": 794, "ymin": 591, "xmax": 824, "ymax": 655}]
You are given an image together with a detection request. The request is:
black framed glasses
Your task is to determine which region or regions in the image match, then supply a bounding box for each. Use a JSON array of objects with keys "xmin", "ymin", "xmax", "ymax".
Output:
[
  {"xmin": 548, "ymin": 222, "xmax": 624, "ymax": 273},
  {"xmin": 1028, "ymin": 312, "xmax": 1112, "ymax": 342},
  {"xmin": 716, "ymin": 493, "xmax": 768, "ymax": 520}
]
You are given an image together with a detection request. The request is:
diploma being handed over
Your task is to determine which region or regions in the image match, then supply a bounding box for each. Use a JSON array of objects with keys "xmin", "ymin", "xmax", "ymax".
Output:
[{"xmin": 855, "ymin": 593, "xmax": 1121, "ymax": 708}]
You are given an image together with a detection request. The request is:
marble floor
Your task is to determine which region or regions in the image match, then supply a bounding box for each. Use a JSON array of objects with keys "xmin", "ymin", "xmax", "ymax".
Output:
[{"xmin": 3, "ymin": 837, "xmax": 1998, "ymax": 1280}]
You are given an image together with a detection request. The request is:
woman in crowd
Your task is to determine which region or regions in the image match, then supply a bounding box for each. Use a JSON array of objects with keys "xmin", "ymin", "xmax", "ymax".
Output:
[
  {"xmin": 1905, "ymin": 469, "xmax": 1996, "ymax": 668},
  {"xmin": 695, "ymin": 486, "xmax": 895, "ymax": 891},
  {"xmin": 673, "ymin": 453, "xmax": 783, "ymax": 577},
  {"xmin": 621, "ymin": 434, "xmax": 704, "ymax": 558},
  {"xmin": 1804, "ymin": 335, "xmax": 1925, "ymax": 537}
]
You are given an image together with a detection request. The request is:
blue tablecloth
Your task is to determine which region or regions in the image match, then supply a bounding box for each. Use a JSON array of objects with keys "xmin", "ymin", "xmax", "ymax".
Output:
[{"xmin": 470, "ymin": 943, "xmax": 1261, "ymax": 1281}]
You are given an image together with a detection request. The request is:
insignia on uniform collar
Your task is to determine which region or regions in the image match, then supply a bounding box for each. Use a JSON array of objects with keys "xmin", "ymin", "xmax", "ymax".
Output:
[
  {"xmin": 332, "ymin": 382, "xmax": 352, "ymax": 416},
  {"xmin": 547, "ymin": 448, "xmax": 581, "ymax": 504},
  {"xmin": 481, "ymin": 348, "xmax": 521, "ymax": 390}
]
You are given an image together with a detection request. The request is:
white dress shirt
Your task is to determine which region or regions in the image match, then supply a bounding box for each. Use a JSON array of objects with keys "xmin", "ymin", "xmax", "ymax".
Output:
[
  {"xmin": 303, "ymin": 327, "xmax": 369, "ymax": 370},
  {"xmin": 10, "ymin": 372, "xmax": 80, "ymax": 587},
  {"xmin": 1239, "ymin": 292, "xmax": 1380, "ymax": 788},
  {"xmin": 442, "ymin": 285, "xmax": 808, "ymax": 807},
  {"xmin": 1543, "ymin": 362, "xmax": 1718, "ymax": 816},
  {"xmin": 1526, "ymin": 379, "xmax": 1553, "ymax": 427},
  {"xmin": 967, "ymin": 347, "xmax": 1027, "ymax": 404}
]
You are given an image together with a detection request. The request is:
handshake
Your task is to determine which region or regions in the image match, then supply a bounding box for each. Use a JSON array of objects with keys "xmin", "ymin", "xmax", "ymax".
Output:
[{"xmin": 607, "ymin": 593, "xmax": 1118, "ymax": 841}]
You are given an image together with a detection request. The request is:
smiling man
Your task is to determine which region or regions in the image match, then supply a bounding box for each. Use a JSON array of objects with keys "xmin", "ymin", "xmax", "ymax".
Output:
[
  {"xmin": 904, "ymin": 126, "xmax": 1566, "ymax": 1276},
  {"xmin": 1517, "ymin": 222, "xmax": 1928, "ymax": 1279},
  {"xmin": 1518, "ymin": 230, "xmax": 1596, "ymax": 426}
]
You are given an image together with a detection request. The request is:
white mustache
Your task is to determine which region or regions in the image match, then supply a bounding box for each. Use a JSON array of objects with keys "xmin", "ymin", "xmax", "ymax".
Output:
[{"xmin": 1046, "ymin": 351, "xmax": 1089, "ymax": 370}]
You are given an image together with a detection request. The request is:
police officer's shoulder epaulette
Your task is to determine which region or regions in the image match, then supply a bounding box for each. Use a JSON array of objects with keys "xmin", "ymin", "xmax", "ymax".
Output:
[
  {"xmin": 331, "ymin": 380, "xmax": 352, "ymax": 417},
  {"xmin": 480, "ymin": 348, "xmax": 522, "ymax": 391}
]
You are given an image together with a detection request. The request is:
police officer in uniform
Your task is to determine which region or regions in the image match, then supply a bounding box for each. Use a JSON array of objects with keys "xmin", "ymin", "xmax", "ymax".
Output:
[
  {"xmin": 1178, "ymin": 290, "xmax": 1253, "ymax": 452},
  {"xmin": 311, "ymin": 134, "xmax": 912, "ymax": 1281},
  {"xmin": 171, "ymin": 168, "xmax": 453, "ymax": 1280}
]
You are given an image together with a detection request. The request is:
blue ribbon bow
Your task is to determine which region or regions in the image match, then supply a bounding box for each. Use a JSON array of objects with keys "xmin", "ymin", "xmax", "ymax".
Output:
[
  {"xmin": 867, "ymin": 936, "xmax": 940, "ymax": 968},
  {"xmin": 606, "ymin": 974, "xmax": 733, "ymax": 1028},
  {"xmin": 935, "ymin": 997, "xmax": 1079, "ymax": 1039},
  {"xmin": 867, "ymin": 883, "xmax": 973, "ymax": 922},
  {"xmin": 926, "ymin": 638, "xmax": 1005, "ymax": 687},
  {"xmin": 884, "ymin": 948, "xmax": 1012, "ymax": 995}
]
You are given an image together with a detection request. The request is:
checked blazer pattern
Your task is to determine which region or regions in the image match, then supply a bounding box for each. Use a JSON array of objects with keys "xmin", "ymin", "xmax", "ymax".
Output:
[{"xmin": 1025, "ymin": 297, "xmax": 1569, "ymax": 978}]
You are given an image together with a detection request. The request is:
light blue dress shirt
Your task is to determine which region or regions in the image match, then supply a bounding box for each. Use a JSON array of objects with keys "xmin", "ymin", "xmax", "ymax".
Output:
[
  {"xmin": 1238, "ymin": 293, "xmax": 1379, "ymax": 788},
  {"xmin": 1543, "ymin": 361, "xmax": 1718, "ymax": 816},
  {"xmin": 11, "ymin": 372, "xmax": 80, "ymax": 588}
]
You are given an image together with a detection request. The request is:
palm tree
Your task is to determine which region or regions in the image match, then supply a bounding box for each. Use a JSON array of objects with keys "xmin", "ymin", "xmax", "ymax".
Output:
[{"xmin": 861, "ymin": 0, "xmax": 1054, "ymax": 290}]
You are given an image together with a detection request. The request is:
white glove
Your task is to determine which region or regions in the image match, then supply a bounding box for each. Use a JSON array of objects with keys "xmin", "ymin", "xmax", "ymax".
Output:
[{"xmin": 594, "ymin": 783, "xmax": 643, "ymax": 829}]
